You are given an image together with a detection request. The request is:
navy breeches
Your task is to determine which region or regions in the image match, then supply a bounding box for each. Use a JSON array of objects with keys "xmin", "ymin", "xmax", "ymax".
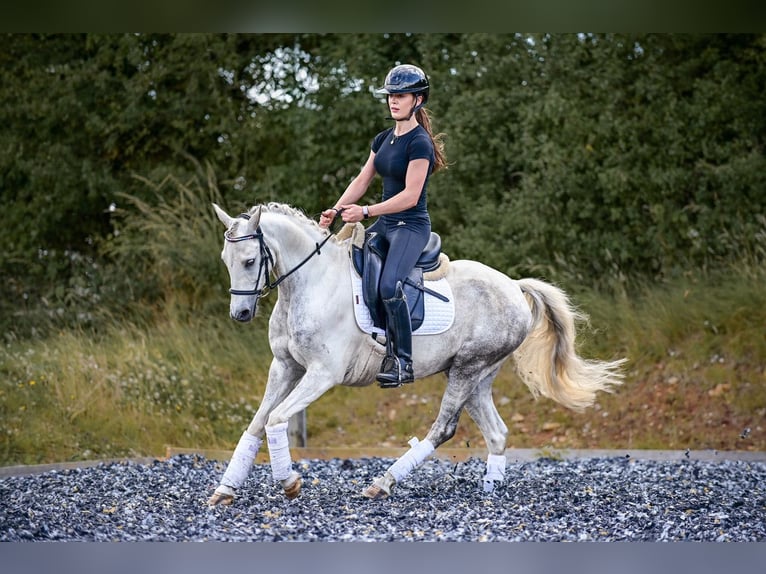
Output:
[{"xmin": 368, "ymin": 218, "xmax": 431, "ymax": 300}]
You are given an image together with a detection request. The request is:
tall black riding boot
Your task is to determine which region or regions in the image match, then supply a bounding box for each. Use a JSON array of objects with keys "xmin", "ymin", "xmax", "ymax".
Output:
[{"xmin": 376, "ymin": 283, "xmax": 414, "ymax": 388}]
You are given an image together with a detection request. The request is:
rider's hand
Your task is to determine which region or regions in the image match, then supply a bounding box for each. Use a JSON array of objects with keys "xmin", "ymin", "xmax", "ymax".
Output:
[
  {"xmin": 319, "ymin": 208, "xmax": 339, "ymax": 228},
  {"xmin": 339, "ymin": 204, "xmax": 363, "ymax": 223}
]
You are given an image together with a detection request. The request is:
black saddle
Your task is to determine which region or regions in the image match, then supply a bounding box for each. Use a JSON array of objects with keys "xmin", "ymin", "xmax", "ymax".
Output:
[{"xmin": 351, "ymin": 231, "xmax": 448, "ymax": 331}]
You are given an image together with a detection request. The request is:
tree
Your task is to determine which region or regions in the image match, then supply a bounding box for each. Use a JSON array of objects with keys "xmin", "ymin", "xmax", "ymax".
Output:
[{"xmin": 2, "ymin": 33, "xmax": 764, "ymax": 337}]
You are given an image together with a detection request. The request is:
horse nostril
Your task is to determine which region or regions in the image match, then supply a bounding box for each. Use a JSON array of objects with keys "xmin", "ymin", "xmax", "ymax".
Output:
[{"xmin": 234, "ymin": 309, "xmax": 251, "ymax": 322}]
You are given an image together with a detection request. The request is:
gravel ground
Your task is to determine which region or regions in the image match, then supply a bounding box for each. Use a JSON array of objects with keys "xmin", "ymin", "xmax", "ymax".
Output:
[{"xmin": 1, "ymin": 454, "xmax": 764, "ymax": 542}]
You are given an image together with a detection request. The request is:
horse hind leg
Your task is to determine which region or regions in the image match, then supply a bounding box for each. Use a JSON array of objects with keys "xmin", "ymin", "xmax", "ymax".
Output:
[
  {"xmin": 362, "ymin": 436, "xmax": 436, "ymax": 499},
  {"xmin": 362, "ymin": 370, "xmax": 474, "ymax": 499},
  {"xmin": 464, "ymin": 372, "xmax": 509, "ymax": 493}
]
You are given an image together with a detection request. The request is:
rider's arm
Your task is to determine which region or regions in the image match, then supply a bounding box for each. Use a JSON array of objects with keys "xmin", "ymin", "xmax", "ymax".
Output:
[{"xmin": 320, "ymin": 151, "xmax": 377, "ymax": 226}]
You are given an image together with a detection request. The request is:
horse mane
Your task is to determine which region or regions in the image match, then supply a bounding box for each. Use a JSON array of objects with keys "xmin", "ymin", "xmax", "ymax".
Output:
[
  {"xmin": 230, "ymin": 202, "xmax": 332, "ymax": 238},
  {"xmin": 251, "ymin": 202, "xmax": 311, "ymax": 222}
]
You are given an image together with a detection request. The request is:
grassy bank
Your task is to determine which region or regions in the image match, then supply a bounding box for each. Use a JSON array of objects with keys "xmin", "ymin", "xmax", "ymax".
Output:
[{"xmin": 2, "ymin": 264, "xmax": 764, "ymax": 466}]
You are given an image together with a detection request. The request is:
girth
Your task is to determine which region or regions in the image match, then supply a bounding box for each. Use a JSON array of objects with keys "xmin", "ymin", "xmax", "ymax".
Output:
[{"xmin": 351, "ymin": 231, "xmax": 448, "ymax": 331}]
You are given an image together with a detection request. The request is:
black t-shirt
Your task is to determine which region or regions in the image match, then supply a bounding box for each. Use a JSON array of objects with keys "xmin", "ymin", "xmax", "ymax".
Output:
[{"xmin": 371, "ymin": 125, "xmax": 434, "ymax": 224}]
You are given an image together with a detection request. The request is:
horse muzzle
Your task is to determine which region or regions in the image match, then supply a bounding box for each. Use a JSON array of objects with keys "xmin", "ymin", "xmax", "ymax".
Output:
[
  {"xmin": 231, "ymin": 307, "xmax": 254, "ymax": 322},
  {"xmin": 229, "ymin": 286, "xmax": 261, "ymax": 322},
  {"xmin": 230, "ymin": 299, "xmax": 257, "ymax": 322}
]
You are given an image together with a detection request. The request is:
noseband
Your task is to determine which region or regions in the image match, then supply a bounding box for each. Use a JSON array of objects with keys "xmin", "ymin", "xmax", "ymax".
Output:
[{"xmin": 225, "ymin": 212, "xmax": 335, "ymax": 300}]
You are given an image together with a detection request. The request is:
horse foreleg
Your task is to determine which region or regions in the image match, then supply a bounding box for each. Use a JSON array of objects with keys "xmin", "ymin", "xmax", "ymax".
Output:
[
  {"xmin": 263, "ymin": 373, "xmax": 336, "ymax": 500},
  {"xmin": 208, "ymin": 357, "xmax": 303, "ymax": 506},
  {"xmin": 208, "ymin": 431, "xmax": 263, "ymax": 506},
  {"xmin": 265, "ymin": 421, "xmax": 303, "ymax": 499},
  {"xmin": 362, "ymin": 437, "xmax": 435, "ymax": 499}
]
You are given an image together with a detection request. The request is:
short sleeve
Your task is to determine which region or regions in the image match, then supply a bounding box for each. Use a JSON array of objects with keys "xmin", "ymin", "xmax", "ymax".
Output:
[{"xmin": 407, "ymin": 132, "xmax": 434, "ymax": 163}]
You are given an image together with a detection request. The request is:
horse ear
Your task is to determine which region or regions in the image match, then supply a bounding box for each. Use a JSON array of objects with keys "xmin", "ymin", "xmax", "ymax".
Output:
[
  {"xmin": 213, "ymin": 203, "xmax": 234, "ymax": 228},
  {"xmin": 244, "ymin": 205, "xmax": 263, "ymax": 233}
]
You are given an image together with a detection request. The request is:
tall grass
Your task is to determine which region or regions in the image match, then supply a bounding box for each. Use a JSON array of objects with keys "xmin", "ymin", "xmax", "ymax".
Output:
[
  {"xmin": 579, "ymin": 261, "xmax": 766, "ymax": 370},
  {"xmin": 107, "ymin": 162, "xmax": 232, "ymax": 317},
  {"xmin": 0, "ymin": 314, "xmax": 273, "ymax": 465}
]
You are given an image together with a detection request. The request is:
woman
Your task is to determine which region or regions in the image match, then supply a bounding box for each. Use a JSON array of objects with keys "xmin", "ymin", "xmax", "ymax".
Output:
[{"xmin": 319, "ymin": 64, "xmax": 447, "ymax": 388}]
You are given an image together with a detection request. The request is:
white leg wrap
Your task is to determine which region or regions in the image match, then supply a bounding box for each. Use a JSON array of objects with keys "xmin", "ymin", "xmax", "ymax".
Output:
[
  {"xmin": 482, "ymin": 453, "xmax": 507, "ymax": 492},
  {"xmin": 221, "ymin": 431, "xmax": 262, "ymax": 489},
  {"xmin": 388, "ymin": 437, "xmax": 435, "ymax": 483},
  {"xmin": 266, "ymin": 422, "xmax": 293, "ymax": 481}
]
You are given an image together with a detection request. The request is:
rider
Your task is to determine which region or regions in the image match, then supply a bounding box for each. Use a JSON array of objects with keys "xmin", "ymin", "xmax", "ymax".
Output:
[{"xmin": 319, "ymin": 64, "xmax": 447, "ymax": 388}]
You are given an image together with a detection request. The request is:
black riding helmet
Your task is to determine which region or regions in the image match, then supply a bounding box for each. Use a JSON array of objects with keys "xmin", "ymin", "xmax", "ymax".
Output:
[{"xmin": 376, "ymin": 64, "xmax": 429, "ymax": 119}]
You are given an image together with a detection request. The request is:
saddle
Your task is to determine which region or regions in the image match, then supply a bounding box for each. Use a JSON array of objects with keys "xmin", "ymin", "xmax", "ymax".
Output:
[{"xmin": 351, "ymin": 230, "xmax": 449, "ymax": 331}]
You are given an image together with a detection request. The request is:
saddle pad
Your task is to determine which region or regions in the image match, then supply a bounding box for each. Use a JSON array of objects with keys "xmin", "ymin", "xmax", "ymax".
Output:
[{"xmin": 350, "ymin": 261, "xmax": 455, "ymax": 336}]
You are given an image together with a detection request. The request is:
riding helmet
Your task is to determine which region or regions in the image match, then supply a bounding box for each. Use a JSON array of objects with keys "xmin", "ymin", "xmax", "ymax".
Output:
[{"xmin": 376, "ymin": 64, "xmax": 429, "ymax": 105}]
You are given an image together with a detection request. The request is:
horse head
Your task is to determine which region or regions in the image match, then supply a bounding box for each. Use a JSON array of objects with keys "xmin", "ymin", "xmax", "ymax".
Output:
[{"xmin": 213, "ymin": 203, "xmax": 266, "ymax": 322}]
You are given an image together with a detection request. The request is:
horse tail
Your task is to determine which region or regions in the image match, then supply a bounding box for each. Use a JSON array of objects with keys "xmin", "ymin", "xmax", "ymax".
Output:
[{"xmin": 513, "ymin": 278, "xmax": 626, "ymax": 412}]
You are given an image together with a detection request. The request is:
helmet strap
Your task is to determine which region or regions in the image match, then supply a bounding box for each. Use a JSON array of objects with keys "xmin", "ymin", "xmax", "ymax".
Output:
[{"xmin": 407, "ymin": 99, "xmax": 425, "ymax": 120}]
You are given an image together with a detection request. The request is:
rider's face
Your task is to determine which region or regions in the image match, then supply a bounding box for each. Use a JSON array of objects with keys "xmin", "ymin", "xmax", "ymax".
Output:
[{"xmin": 388, "ymin": 93, "xmax": 420, "ymax": 120}]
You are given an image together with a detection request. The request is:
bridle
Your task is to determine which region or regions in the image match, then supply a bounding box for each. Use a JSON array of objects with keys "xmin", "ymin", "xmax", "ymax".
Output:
[{"xmin": 224, "ymin": 211, "xmax": 338, "ymax": 300}]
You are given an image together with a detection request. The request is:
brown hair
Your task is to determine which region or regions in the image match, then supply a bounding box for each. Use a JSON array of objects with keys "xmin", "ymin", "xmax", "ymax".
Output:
[{"xmin": 416, "ymin": 107, "xmax": 448, "ymax": 173}]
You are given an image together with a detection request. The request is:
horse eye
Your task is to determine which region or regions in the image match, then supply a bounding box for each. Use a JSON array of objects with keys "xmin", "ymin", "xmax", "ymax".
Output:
[{"xmin": 244, "ymin": 258, "xmax": 256, "ymax": 268}]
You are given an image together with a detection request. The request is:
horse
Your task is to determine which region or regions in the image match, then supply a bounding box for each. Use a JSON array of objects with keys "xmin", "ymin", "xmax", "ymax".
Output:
[{"xmin": 207, "ymin": 202, "xmax": 626, "ymax": 506}]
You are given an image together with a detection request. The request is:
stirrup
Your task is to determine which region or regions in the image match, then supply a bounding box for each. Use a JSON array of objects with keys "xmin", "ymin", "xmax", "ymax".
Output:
[{"xmin": 376, "ymin": 355, "xmax": 414, "ymax": 388}]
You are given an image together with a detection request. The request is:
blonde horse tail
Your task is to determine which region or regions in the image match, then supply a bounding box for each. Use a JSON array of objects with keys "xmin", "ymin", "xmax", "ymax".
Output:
[{"xmin": 514, "ymin": 278, "xmax": 626, "ymax": 412}]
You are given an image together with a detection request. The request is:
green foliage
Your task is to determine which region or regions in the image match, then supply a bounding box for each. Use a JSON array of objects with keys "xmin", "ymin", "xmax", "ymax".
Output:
[
  {"xmin": 105, "ymin": 159, "xmax": 230, "ymax": 317},
  {"xmin": 434, "ymin": 34, "xmax": 766, "ymax": 290},
  {"xmin": 6, "ymin": 33, "xmax": 766, "ymax": 464},
  {"xmin": 1, "ymin": 33, "xmax": 765, "ymax": 339}
]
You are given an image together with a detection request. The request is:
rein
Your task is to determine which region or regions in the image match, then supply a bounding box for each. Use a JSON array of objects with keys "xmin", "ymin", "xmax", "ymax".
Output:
[{"xmin": 225, "ymin": 210, "xmax": 342, "ymax": 299}]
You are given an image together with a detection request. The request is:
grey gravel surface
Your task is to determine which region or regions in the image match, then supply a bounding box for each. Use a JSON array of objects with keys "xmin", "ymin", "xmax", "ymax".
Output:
[{"xmin": 1, "ymin": 454, "xmax": 764, "ymax": 541}]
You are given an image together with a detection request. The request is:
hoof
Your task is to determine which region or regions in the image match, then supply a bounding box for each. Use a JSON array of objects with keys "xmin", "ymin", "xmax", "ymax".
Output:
[
  {"xmin": 361, "ymin": 483, "xmax": 389, "ymax": 499},
  {"xmin": 208, "ymin": 492, "xmax": 234, "ymax": 506},
  {"xmin": 362, "ymin": 472, "xmax": 394, "ymax": 499},
  {"xmin": 283, "ymin": 472, "xmax": 302, "ymax": 500},
  {"xmin": 482, "ymin": 479, "xmax": 497, "ymax": 493}
]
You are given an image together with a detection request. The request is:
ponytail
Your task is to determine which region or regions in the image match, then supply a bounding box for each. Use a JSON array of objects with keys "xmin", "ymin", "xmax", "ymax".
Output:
[{"xmin": 416, "ymin": 107, "xmax": 448, "ymax": 173}]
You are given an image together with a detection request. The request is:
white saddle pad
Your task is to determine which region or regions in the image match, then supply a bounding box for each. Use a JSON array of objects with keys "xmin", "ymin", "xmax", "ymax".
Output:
[{"xmin": 349, "ymin": 262, "xmax": 455, "ymax": 336}]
